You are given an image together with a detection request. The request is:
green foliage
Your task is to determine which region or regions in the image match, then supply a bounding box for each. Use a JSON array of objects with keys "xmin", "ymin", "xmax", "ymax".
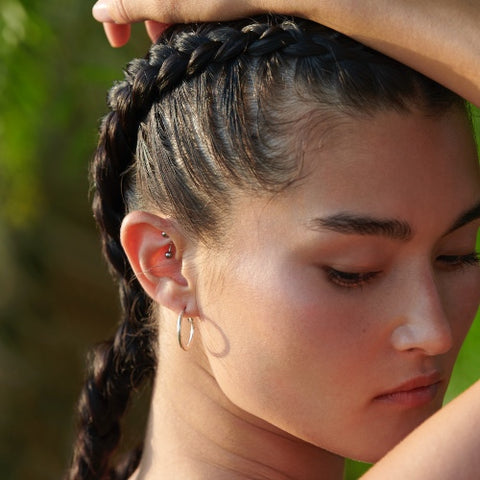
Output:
[
  {"xmin": 0, "ymin": 1, "xmax": 149, "ymax": 478},
  {"xmin": 472, "ymin": 104, "xmax": 480, "ymax": 144},
  {"xmin": 0, "ymin": 0, "xmax": 50, "ymax": 226}
]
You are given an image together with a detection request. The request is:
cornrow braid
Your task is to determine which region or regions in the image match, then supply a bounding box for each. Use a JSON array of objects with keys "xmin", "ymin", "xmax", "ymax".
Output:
[{"xmin": 67, "ymin": 15, "xmax": 462, "ymax": 480}]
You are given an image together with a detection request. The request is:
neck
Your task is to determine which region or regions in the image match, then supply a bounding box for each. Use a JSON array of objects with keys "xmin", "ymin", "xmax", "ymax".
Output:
[{"xmin": 132, "ymin": 335, "xmax": 344, "ymax": 480}]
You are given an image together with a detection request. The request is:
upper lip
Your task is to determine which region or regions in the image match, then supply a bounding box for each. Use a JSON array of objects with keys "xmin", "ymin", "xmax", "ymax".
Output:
[{"xmin": 376, "ymin": 371, "xmax": 443, "ymax": 397}]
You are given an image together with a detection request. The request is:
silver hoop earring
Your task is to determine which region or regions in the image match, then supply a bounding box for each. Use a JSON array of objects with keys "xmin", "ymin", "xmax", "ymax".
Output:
[{"xmin": 177, "ymin": 309, "xmax": 195, "ymax": 351}]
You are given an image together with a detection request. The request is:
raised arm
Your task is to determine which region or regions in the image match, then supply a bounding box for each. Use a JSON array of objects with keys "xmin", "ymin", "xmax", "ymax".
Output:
[
  {"xmin": 309, "ymin": 1, "xmax": 480, "ymax": 109},
  {"xmin": 92, "ymin": 0, "xmax": 480, "ymax": 105}
]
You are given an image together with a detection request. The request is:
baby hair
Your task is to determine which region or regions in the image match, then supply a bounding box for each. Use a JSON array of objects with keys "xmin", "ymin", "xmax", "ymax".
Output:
[{"xmin": 66, "ymin": 15, "xmax": 462, "ymax": 480}]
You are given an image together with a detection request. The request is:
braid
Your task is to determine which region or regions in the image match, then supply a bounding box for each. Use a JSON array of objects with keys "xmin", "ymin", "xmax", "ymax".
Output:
[
  {"xmin": 67, "ymin": 15, "xmax": 461, "ymax": 480},
  {"xmin": 67, "ymin": 71, "xmax": 156, "ymax": 480},
  {"xmin": 68, "ymin": 21, "xmax": 313, "ymax": 478},
  {"xmin": 135, "ymin": 20, "xmax": 348, "ymax": 98}
]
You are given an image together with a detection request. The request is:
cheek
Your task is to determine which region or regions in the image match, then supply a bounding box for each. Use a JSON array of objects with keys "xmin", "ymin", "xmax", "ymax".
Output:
[
  {"xmin": 215, "ymin": 260, "xmax": 367, "ymax": 372},
  {"xmin": 198, "ymin": 258, "xmax": 377, "ymax": 441}
]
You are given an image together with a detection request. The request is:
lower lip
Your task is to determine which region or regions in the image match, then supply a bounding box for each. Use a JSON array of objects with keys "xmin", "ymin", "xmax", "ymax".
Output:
[{"xmin": 374, "ymin": 382, "xmax": 442, "ymax": 408}]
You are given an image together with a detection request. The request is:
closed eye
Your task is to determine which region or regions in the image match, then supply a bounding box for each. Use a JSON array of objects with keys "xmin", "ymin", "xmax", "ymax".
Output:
[
  {"xmin": 437, "ymin": 252, "xmax": 480, "ymax": 269},
  {"xmin": 324, "ymin": 268, "xmax": 380, "ymax": 289}
]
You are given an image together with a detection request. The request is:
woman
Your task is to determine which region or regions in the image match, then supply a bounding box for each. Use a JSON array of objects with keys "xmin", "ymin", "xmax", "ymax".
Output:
[{"xmin": 68, "ymin": 5, "xmax": 480, "ymax": 480}]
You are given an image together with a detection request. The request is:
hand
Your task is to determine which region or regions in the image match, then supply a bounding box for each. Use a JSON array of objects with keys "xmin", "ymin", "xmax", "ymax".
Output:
[
  {"xmin": 91, "ymin": 0, "xmax": 480, "ymax": 106},
  {"xmin": 91, "ymin": 0, "xmax": 276, "ymax": 47}
]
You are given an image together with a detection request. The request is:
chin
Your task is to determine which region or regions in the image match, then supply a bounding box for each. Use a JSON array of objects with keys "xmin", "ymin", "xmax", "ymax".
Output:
[
  {"xmin": 346, "ymin": 403, "xmax": 445, "ymax": 464},
  {"xmin": 346, "ymin": 440, "xmax": 404, "ymax": 465}
]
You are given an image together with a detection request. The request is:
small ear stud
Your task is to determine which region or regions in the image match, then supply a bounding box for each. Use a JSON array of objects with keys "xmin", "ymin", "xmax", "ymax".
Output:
[
  {"xmin": 165, "ymin": 243, "xmax": 174, "ymax": 259},
  {"xmin": 162, "ymin": 232, "xmax": 173, "ymax": 258}
]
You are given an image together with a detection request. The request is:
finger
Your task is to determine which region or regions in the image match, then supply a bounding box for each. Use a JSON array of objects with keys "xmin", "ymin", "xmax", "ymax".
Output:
[
  {"xmin": 145, "ymin": 20, "xmax": 171, "ymax": 43},
  {"xmin": 103, "ymin": 22, "xmax": 132, "ymax": 48},
  {"xmin": 92, "ymin": 0, "xmax": 165, "ymax": 24}
]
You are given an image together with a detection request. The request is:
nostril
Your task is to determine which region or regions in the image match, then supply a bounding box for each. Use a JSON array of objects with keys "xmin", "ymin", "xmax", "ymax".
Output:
[{"xmin": 391, "ymin": 317, "xmax": 453, "ymax": 356}]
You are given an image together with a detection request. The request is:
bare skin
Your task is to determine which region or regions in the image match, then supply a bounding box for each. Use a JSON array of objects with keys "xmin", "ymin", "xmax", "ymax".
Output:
[{"xmin": 91, "ymin": 0, "xmax": 480, "ymax": 106}]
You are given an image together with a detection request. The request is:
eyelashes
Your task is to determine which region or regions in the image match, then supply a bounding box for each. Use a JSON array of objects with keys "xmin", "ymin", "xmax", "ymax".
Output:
[
  {"xmin": 325, "ymin": 268, "xmax": 380, "ymax": 289},
  {"xmin": 325, "ymin": 252, "xmax": 480, "ymax": 290},
  {"xmin": 437, "ymin": 252, "xmax": 480, "ymax": 268}
]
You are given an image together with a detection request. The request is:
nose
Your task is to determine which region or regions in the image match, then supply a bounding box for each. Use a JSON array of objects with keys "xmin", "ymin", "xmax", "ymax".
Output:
[{"xmin": 390, "ymin": 271, "xmax": 453, "ymax": 356}]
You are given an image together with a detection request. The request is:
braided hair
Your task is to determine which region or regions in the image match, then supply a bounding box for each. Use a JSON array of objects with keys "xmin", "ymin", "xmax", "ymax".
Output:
[{"xmin": 66, "ymin": 15, "xmax": 462, "ymax": 480}]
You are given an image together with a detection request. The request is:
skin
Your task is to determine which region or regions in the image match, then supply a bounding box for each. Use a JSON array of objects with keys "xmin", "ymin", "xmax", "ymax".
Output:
[
  {"xmin": 121, "ymin": 107, "xmax": 480, "ymax": 479},
  {"xmin": 363, "ymin": 380, "xmax": 480, "ymax": 479},
  {"xmin": 91, "ymin": 0, "xmax": 480, "ymax": 106}
]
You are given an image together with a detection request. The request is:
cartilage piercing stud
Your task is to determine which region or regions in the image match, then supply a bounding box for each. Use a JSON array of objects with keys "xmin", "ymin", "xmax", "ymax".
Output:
[{"xmin": 165, "ymin": 243, "xmax": 174, "ymax": 259}]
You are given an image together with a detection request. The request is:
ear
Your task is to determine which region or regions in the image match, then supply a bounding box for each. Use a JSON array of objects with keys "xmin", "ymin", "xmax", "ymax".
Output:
[{"xmin": 120, "ymin": 210, "xmax": 197, "ymax": 315}]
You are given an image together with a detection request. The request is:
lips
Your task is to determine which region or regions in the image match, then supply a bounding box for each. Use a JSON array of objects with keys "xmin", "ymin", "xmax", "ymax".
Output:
[{"xmin": 374, "ymin": 372, "xmax": 444, "ymax": 408}]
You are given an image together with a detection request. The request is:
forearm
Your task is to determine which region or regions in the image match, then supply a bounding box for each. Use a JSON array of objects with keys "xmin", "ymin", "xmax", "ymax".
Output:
[
  {"xmin": 278, "ymin": 0, "xmax": 480, "ymax": 105},
  {"xmin": 362, "ymin": 380, "xmax": 480, "ymax": 480},
  {"xmin": 93, "ymin": 0, "xmax": 480, "ymax": 103}
]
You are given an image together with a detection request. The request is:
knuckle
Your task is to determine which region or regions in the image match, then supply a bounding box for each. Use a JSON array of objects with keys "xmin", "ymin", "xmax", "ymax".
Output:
[{"xmin": 112, "ymin": 0, "xmax": 132, "ymax": 22}]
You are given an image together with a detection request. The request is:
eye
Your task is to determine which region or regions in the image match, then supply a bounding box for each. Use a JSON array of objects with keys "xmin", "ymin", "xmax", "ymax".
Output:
[
  {"xmin": 324, "ymin": 268, "xmax": 380, "ymax": 289},
  {"xmin": 436, "ymin": 252, "xmax": 480, "ymax": 269}
]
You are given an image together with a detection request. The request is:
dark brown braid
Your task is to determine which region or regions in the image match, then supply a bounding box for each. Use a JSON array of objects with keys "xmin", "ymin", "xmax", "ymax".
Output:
[
  {"xmin": 67, "ymin": 15, "xmax": 462, "ymax": 480},
  {"xmin": 66, "ymin": 33, "xmax": 163, "ymax": 479},
  {"xmin": 66, "ymin": 86, "xmax": 157, "ymax": 480}
]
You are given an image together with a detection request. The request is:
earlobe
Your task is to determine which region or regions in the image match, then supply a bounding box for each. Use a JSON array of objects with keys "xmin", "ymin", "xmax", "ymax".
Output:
[{"xmin": 120, "ymin": 210, "xmax": 192, "ymax": 312}]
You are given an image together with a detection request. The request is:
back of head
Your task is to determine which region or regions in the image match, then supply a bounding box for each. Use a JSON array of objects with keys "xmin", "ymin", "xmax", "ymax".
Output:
[{"xmin": 67, "ymin": 15, "xmax": 463, "ymax": 480}]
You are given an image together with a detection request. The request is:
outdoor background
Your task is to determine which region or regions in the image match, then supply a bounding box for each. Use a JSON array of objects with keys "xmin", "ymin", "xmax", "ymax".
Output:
[{"xmin": 0, "ymin": 1, "xmax": 479, "ymax": 479}]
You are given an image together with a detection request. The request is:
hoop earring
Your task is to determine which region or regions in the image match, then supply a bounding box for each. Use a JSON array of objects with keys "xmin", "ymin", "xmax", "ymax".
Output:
[{"xmin": 177, "ymin": 309, "xmax": 195, "ymax": 351}]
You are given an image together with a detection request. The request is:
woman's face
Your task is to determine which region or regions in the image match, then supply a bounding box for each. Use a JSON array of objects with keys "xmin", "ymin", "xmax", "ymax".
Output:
[{"xmin": 193, "ymin": 108, "xmax": 480, "ymax": 462}]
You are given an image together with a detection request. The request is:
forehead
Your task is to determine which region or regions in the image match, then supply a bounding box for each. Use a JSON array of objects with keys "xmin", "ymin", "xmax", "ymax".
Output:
[
  {"xmin": 292, "ymin": 108, "xmax": 480, "ymax": 217},
  {"xmin": 217, "ymin": 107, "xmax": 480, "ymax": 253},
  {"xmin": 221, "ymin": 108, "xmax": 480, "ymax": 246}
]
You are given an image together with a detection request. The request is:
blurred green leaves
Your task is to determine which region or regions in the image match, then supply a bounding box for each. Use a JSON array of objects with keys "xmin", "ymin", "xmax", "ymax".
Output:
[
  {"xmin": 0, "ymin": 0, "xmax": 148, "ymax": 229},
  {"xmin": 0, "ymin": 1, "xmax": 149, "ymax": 478},
  {"xmin": 472, "ymin": 104, "xmax": 480, "ymax": 144},
  {"xmin": 0, "ymin": 0, "xmax": 53, "ymax": 227},
  {"xmin": 1, "ymin": 0, "xmax": 28, "ymax": 48}
]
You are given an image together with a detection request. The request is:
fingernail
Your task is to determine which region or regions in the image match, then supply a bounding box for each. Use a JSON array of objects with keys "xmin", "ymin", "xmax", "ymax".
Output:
[{"xmin": 92, "ymin": 1, "xmax": 113, "ymax": 23}]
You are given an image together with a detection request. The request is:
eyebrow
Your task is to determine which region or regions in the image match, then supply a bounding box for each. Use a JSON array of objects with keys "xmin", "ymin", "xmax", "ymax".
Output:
[
  {"xmin": 308, "ymin": 213, "xmax": 413, "ymax": 240},
  {"xmin": 307, "ymin": 199, "xmax": 480, "ymax": 241},
  {"xmin": 447, "ymin": 200, "xmax": 480, "ymax": 234}
]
